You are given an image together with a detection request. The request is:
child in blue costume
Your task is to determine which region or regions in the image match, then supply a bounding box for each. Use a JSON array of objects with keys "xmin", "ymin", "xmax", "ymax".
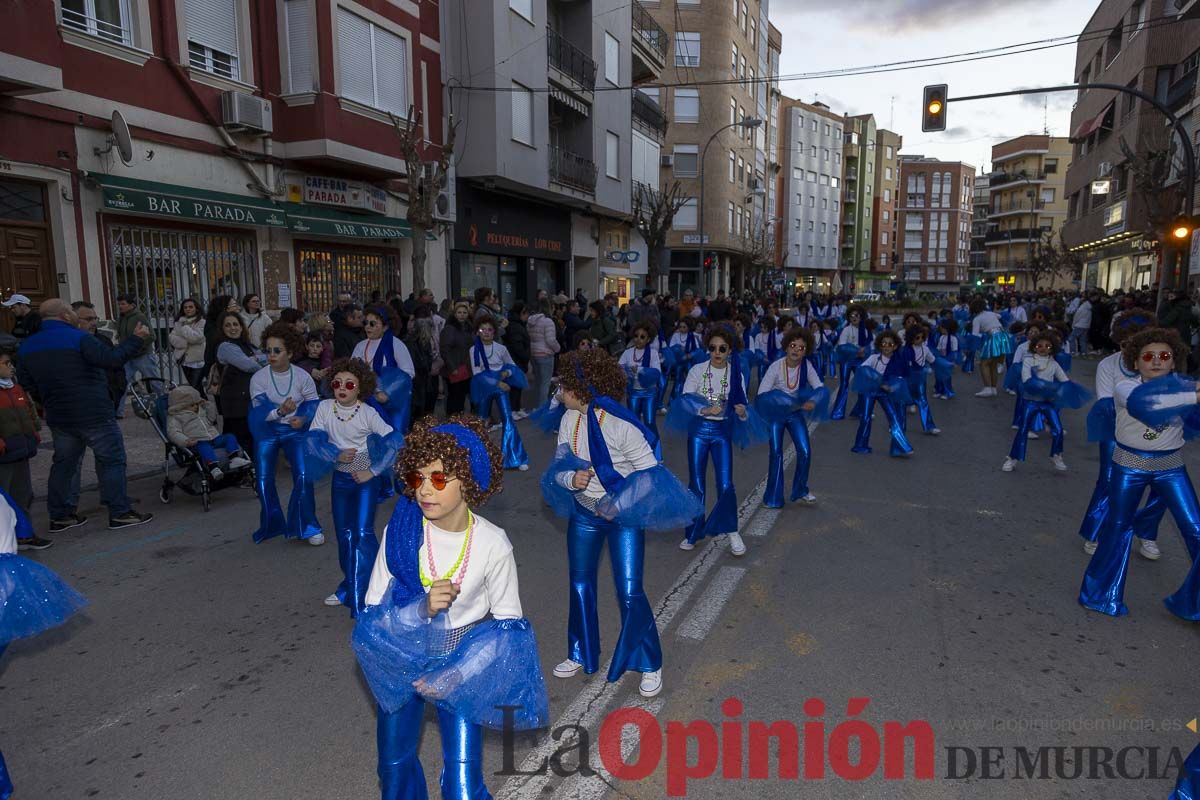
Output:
[
  {"xmin": 850, "ymin": 329, "xmax": 914, "ymax": 457},
  {"xmin": 668, "ymin": 318, "xmax": 703, "ymax": 401},
  {"xmin": 933, "ymin": 317, "xmax": 959, "ymax": 398},
  {"xmin": 0, "ymin": 487, "xmax": 87, "ymax": 800},
  {"xmin": 618, "ymin": 321, "xmax": 663, "ymax": 459},
  {"xmin": 1000, "ymin": 332, "xmax": 1090, "ymax": 474},
  {"xmin": 831, "ymin": 305, "xmax": 873, "ymax": 420},
  {"xmin": 756, "ymin": 327, "xmax": 828, "ymax": 508},
  {"xmin": 470, "ymin": 317, "xmax": 530, "ymax": 471},
  {"xmin": 353, "ymin": 414, "xmax": 548, "ymax": 800}
]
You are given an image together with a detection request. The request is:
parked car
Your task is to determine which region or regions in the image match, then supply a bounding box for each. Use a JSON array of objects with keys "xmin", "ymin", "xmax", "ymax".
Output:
[{"xmin": 851, "ymin": 292, "xmax": 881, "ymax": 303}]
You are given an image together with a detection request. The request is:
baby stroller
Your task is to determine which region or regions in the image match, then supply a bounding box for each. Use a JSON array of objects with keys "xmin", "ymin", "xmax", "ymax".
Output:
[{"xmin": 127, "ymin": 378, "xmax": 255, "ymax": 511}]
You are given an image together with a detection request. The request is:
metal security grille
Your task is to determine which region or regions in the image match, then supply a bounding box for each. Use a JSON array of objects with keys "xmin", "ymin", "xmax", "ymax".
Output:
[
  {"xmin": 107, "ymin": 224, "xmax": 259, "ymax": 379},
  {"xmin": 296, "ymin": 247, "xmax": 398, "ymax": 312}
]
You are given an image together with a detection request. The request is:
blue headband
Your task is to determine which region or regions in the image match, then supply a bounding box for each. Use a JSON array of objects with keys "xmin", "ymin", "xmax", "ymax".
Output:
[{"xmin": 431, "ymin": 423, "xmax": 492, "ymax": 493}]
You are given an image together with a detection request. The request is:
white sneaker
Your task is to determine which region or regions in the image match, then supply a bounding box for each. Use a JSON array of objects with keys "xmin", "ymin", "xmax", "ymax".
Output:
[
  {"xmin": 639, "ymin": 669, "xmax": 663, "ymax": 698},
  {"xmin": 1027, "ymin": 431, "xmax": 1039, "ymax": 439},
  {"xmin": 553, "ymin": 659, "xmax": 583, "ymax": 678},
  {"xmin": 975, "ymin": 388, "xmax": 992, "ymax": 397},
  {"xmin": 512, "ymin": 410, "xmax": 529, "ymax": 420},
  {"xmin": 798, "ymin": 494, "xmax": 818, "ymax": 505},
  {"xmin": 1083, "ymin": 539, "xmax": 1098, "ymax": 555},
  {"xmin": 518, "ymin": 464, "xmax": 529, "ymax": 471},
  {"xmin": 678, "ymin": 538, "xmax": 695, "ymax": 551},
  {"xmin": 1005, "ymin": 389, "xmax": 1017, "ymax": 396},
  {"xmin": 658, "ymin": 407, "xmax": 668, "ymax": 415},
  {"xmin": 488, "ymin": 423, "xmax": 502, "ymax": 433},
  {"xmin": 1001, "ymin": 457, "xmax": 1016, "ymax": 472},
  {"xmin": 228, "ymin": 456, "xmax": 252, "ymax": 470},
  {"xmin": 208, "ymin": 466, "xmax": 225, "ymax": 481},
  {"xmin": 1138, "ymin": 539, "xmax": 1162, "ymax": 560},
  {"xmin": 927, "ymin": 428, "xmax": 941, "ymax": 435},
  {"xmin": 728, "ymin": 531, "xmax": 746, "ymax": 556},
  {"xmin": 307, "ymin": 533, "xmax": 325, "ymax": 546},
  {"xmin": 1011, "ymin": 425, "xmax": 1020, "ymax": 431},
  {"xmin": 323, "ymin": 593, "xmax": 342, "ymax": 606},
  {"xmin": 1051, "ymin": 454, "xmax": 1068, "ymax": 471}
]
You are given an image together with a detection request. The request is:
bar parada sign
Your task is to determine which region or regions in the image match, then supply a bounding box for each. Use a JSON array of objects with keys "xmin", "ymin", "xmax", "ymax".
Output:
[{"xmin": 98, "ymin": 175, "xmax": 286, "ymax": 228}]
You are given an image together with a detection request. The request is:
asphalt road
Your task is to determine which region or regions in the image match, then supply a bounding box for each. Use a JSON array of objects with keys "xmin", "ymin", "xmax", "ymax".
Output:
[{"xmin": 3, "ymin": 359, "xmax": 1198, "ymax": 799}]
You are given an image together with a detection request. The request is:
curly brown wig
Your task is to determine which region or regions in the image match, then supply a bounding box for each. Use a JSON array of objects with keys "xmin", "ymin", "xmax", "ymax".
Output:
[
  {"xmin": 1110, "ymin": 309, "xmax": 1158, "ymax": 345},
  {"xmin": 904, "ymin": 323, "xmax": 931, "ymax": 343},
  {"xmin": 397, "ymin": 414, "xmax": 503, "ymax": 506},
  {"xmin": 704, "ymin": 325, "xmax": 740, "ymax": 352},
  {"xmin": 1027, "ymin": 330, "xmax": 1061, "ymax": 355},
  {"xmin": 1122, "ymin": 327, "xmax": 1190, "ymax": 373},
  {"xmin": 782, "ymin": 326, "xmax": 814, "ymax": 353},
  {"xmin": 327, "ymin": 357, "xmax": 377, "ymax": 399},
  {"xmin": 556, "ymin": 348, "xmax": 626, "ymax": 404},
  {"xmin": 630, "ymin": 320, "xmax": 658, "ymax": 342},
  {"xmin": 261, "ymin": 321, "xmax": 305, "ymax": 357},
  {"xmin": 874, "ymin": 329, "xmax": 902, "ymax": 350},
  {"xmin": 968, "ymin": 298, "xmax": 986, "ymax": 316},
  {"xmin": 845, "ymin": 304, "xmax": 869, "ymax": 323}
]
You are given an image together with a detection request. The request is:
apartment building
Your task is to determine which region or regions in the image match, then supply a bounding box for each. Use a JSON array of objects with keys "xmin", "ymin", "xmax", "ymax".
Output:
[
  {"xmin": 970, "ymin": 175, "xmax": 991, "ymax": 287},
  {"xmin": 647, "ymin": 0, "xmax": 776, "ymax": 297},
  {"xmin": 840, "ymin": 114, "xmax": 876, "ymax": 290},
  {"xmin": 986, "ymin": 135, "xmax": 1073, "ymax": 291},
  {"xmin": 1062, "ymin": 0, "xmax": 1200, "ymax": 292},
  {"xmin": 775, "ymin": 97, "xmax": 844, "ymax": 291},
  {"xmin": 0, "ymin": 0, "xmax": 448, "ymax": 339},
  {"xmin": 866, "ymin": 128, "xmax": 902, "ymax": 292},
  {"xmin": 898, "ymin": 156, "xmax": 976, "ymax": 293}
]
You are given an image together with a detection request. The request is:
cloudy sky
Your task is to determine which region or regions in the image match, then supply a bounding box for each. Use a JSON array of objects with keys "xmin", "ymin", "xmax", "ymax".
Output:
[{"xmin": 771, "ymin": 0, "xmax": 1097, "ymax": 173}]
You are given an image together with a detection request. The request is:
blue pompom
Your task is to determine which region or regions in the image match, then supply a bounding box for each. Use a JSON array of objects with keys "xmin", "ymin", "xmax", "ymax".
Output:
[
  {"xmin": 851, "ymin": 366, "xmax": 883, "ymax": 396},
  {"xmin": 595, "ymin": 464, "xmax": 702, "ymax": 530},
  {"xmin": 528, "ymin": 397, "xmax": 565, "ymax": 435},
  {"xmin": 754, "ymin": 389, "xmax": 804, "ymax": 423},
  {"xmin": 732, "ymin": 406, "xmax": 770, "ymax": 449},
  {"xmin": 539, "ymin": 444, "xmax": 592, "ymax": 520},
  {"xmin": 1055, "ymin": 351, "xmax": 1073, "ymax": 374},
  {"xmin": 303, "ymin": 428, "xmax": 341, "ymax": 482},
  {"xmin": 1086, "ymin": 398, "xmax": 1116, "ymax": 442},
  {"xmin": 834, "ymin": 343, "xmax": 864, "ymax": 364},
  {"xmin": 1126, "ymin": 374, "xmax": 1199, "ymax": 428},
  {"xmin": 664, "ymin": 393, "xmax": 708, "ymax": 436},
  {"xmin": 1020, "ymin": 377, "xmax": 1058, "ymax": 404},
  {"xmin": 1003, "ymin": 362, "xmax": 1024, "ymax": 393},
  {"xmin": 1054, "ymin": 380, "xmax": 1092, "ymax": 410},
  {"xmin": 932, "ymin": 357, "xmax": 955, "ymax": 383}
]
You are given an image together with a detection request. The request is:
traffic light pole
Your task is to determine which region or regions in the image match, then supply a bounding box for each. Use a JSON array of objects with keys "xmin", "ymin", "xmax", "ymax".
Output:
[{"xmin": 947, "ymin": 83, "xmax": 1196, "ymax": 301}]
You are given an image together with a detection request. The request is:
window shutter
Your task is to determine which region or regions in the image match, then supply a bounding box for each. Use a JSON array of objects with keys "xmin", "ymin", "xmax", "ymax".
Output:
[
  {"xmin": 285, "ymin": 0, "xmax": 314, "ymax": 94},
  {"xmin": 183, "ymin": 0, "xmax": 239, "ymax": 55},
  {"xmin": 373, "ymin": 25, "xmax": 409, "ymax": 114},
  {"xmin": 337, "ymin": 8, "xmax": 375, "ymax": 107},
  {"xmin": 511, "ymin": 82, "xmax": 532, "ymax": 144}
]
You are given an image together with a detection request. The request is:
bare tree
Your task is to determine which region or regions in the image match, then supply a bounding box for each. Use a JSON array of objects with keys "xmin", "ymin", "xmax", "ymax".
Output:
[
  {"xmin": 390, "ymin": 107, "xmax": 457, "ymax": 293},
  {"xmin": 632, "ymin": 181, "xmax": 688, "ymax": 290},
  {"xmin": 735, "ymin": 217, "xmax": 774, "ymax": 291},
  {"xmin": 1023, "ymin": 229, "xmax": 1082, "ymax": 290},
  {"xmin": 1119, "ymin": 131, "xmax": 1186, "ymax": 240}
]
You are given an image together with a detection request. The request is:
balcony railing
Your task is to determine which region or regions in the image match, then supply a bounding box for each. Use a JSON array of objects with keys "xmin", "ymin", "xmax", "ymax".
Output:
[
  {"xmin": 548, "ymin": 27, "xmax": 596, "ymax": 90},
  {"xmin": 989, "ymin": 200, "xmax": 1045, "ymax": 217},
  {"xmin": 632, "ymin": 0, "xmax": 669, "ymax": 62},
  {"xmin": 549, "ymin": 146, "xmax": 597, "ymax": 193},
  {"xmin": 989, "ymin": 171, "xmax": 1046, "ymax": 187},
  {"xmin": 632, "ymin": 89, "xmax": 668, "ymax": 134},
  {"xmin": 984, "ymin": 227, "xmax": 1042, "ymax": 243},
  {"xmin": 61, "ymin": 6, "xmax": 132, "ymax": 44}
]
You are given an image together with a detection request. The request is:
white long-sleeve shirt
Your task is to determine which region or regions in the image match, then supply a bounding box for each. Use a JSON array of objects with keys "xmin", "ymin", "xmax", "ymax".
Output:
[
  {"xmin": 555, "ymin": 407, "xmax": 658, "ymax": 500},
  {"xmin": 836, "ymin": 324, "xmax": 865, "ymax": 347},
  {"xmin": 1114, "ymin": 377, "xmax": 1187, "ymax": 451},
  {"xmin": 249, "ymin": 365, "xmax": 319, "ymax": 421},
  {"xmin": 618, "ymin": 346, "xmax": 661, "ymax": 372},
  {"xmin": 352, "ymin": 336, "xmax": 416, "ymax": 378},
  {"xmin": 860, "ymin": 353, "xmax": 892, "ymax": 375},
  {"xmin": 684, "ymin": 361, "xmax": 732, "ymax": 420},
  {"xmin": 758, "ymin": 358, "xmax": 823, "ymax": 395},
  {"xmin": 935, "ymin": 334, "xmax": 958, "ymax": 357},
  {"xmin": 470, "ymin": 341, "xmax": 513, "ymax": 373},
  {"xmin": 669, "ymin": 332, "xmax": 700, "ymax": 351},
  {"xmin": 1008, "ymin": 306, "xmax": 1028, "ymax": 324},
  {"xmin": 1010, "ymin": 341, "xmax": 1030, "ymax": 365},
  {"xmin": 910, "ymin": 344, "xmax": 937, "ymax": 367},
  {"xmin": 1020, "ymin": 354, "xmax": 1068, "ymax": 384},
  {"xmin": 972, "ymin": 310, "xmax": 1004, "ymax": 335},
  {"xmin": 308, "ymin": 399, "xmax": 394, "ymax": 455},
  {"xmin": 1095, "ymin": 351, "xmax": 1138, "ymax": 399},
  {"xmin": 364, "ymin": 512, "xmax": 523, "ymax": 629}
]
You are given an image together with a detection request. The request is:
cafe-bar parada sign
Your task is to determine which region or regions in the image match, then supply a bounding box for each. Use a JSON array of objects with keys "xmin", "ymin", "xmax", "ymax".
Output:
[{"xmin": 293, "ymin": 176, "xmax": 388, "ymax": 215}]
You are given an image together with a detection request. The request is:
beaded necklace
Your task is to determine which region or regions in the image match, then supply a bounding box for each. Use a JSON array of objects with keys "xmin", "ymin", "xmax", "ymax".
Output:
[
  {"xmin": 702, "ymin": 364, "xmax": 729, "ymax": 405},
  {"xmin": 269, "ymin": 365, "xmax": 294, "ymax": 400},
  {"xmin": 570, "ymin": 409, "xmax": 606, "ymax": 455},
  {"xmin": 333, "ymin": 401, "xmax": 361, "ymax": 422},
  {"xmin": 419, "ymin": 510, "xmax": 475, "ymax": 587},
  {"xmin": 783, "ymin": 360, "xmax": 802, "ymax": 390}
]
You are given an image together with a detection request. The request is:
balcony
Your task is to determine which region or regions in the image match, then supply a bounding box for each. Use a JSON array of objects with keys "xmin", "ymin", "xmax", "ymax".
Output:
[
  {"xmin": 632, "ymin": 89, "xmax": 667, "ymax": 136},
  {"xmin": 632, "ymin": 0, "xmax": 667, "ymax": 82},
  {"xmin": 549, "ymin": 146, "xmax": 597, "ymax": 194},
  {"xmin": 988, "ymin": 201, "xmax": 1045, "ymax": 219},
  {"xmin": 1165, "ymin": 68, "xmax": 1198, "ymax": 110},
  {"xmin": 989, "ymin": 171, "xmax": 1046, "ymax": 189},
  {"xmin": 984, "ymin": 227, "xmax": 1042, "ymax": 245},
  {"xmin": 547, "ymin": 26, "xmax": 596, "ymax": 99}
]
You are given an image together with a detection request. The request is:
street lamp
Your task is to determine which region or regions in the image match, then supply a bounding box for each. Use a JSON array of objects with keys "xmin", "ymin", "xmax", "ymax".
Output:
[{"xmin": 698, "ymin": 116, "xmax": 763, "ymax": 295}]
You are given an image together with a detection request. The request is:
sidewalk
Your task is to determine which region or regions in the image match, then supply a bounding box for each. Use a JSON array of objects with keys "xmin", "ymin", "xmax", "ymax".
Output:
[{"xmin": 30, "ymin": 413, "xmax": 168, "ymax": 501}]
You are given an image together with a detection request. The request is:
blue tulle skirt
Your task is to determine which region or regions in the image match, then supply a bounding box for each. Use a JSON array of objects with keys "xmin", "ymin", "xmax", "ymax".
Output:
[
  {"xmin": 851, "ymin": 369, "xmax": 913, "ymax": 406},
  {"xmin": 352, "ymin": 588, "xmax": 549, "ymax": 730},
  {"xmin": 978, "ymin": 330, "xmax": 1013, "ymax": 360},
  {"xmin": 528, "ymin": 397, "xmax": 566, "ymax": 434},
  {"xmin": 664, "ymin": 393, "xmax": 768, "ymax": 447},
  {"xmin": 0, "ymin": 553, "xmax": 87, "ymax": 645},
  {"xmin": 755, "ymin": 387, "xmax": 831, "ymax": 425},
  {"xmin": 469, "ymin": 366, "xmax": 528, "ymax": 411},
  {"xmin": 834, "ymin": 343, "xmax": 866, "ymax": 364},
  {"xmin": 1019, "ymin": 378, "xmax": 1092, "ymax": 409}
]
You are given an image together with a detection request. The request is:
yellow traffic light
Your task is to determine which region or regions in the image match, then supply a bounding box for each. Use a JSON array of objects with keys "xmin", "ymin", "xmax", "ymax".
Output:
[
  {"xmin": 922, "ymin": 84, "xmax": 948, "ymax": 133},
  {"xmin": 927, "ymin": 99, "xmax": 943, "ymax": 115},
  {"xmin": 1169, "ymin": 215, "xmax": 1195, "ymax": 242},
  {"xmin": 1173, "ymin": 224, "xmax": 1191, "ymax": 240}
]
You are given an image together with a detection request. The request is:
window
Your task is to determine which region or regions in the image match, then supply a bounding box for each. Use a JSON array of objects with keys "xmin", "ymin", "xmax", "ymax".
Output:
[
  {"xmin": 807, "ymin": 195, "xmax": 815, "ymax": 208},
  {"xmin": 737, "ymin": 157, "xmax": 745, "ymax": 185},
  {"xmin": 748, "ymin": 67, "xmax": 755, "ymax": 88},
  {"xmin": 749, "ymin": 18, "xmax": 756, "ymax": 48},
  {"xmin": 674, "ymin": 88, "xmax": 700, "ymax": 123},
  {"xmin": 675, "ymin": 32, "xmax": 700, "ymax": 67},
  {"xmin": 831, "ymin": 176, "xmax": 840, "ymax": 189},
  {"xmin": 1130, "ymin": 1, "xmax": 1147, "ymax": 36},
  {"xmin": 811, "ymin": 119, "xmax": 818, "ymax": 132},
  {"xmin": 604, "ymin": 32, "xmax": 619, "ymax": 84},
  {"xmin": 819, "ymin": 174, "xmax": 830, "ymax": 186},
  {"xmin": 833, "ymin": 200, "xmax": 840, "ymax": 211},
  {"xmin": 1044, "ymin": 158, "xmax": 1059, "ymax": 175},
  {"xmin": 820, "ymin": 222, "xmax": 827, "ymax": 234},
  {"xmin": 283, "ymin": 0, "xmax": 314, "ymax": 94},
  {"xmin": 880, "ymin": 253, "xmax": 887, "ymax": 266},
  {"xmin": 807, "ymin": 220, "xmax": 815, "ymax": 231},
  {"xmin": 509, "ymin": 0, "xmax": 532, "ymax": 22},
  {"xmin": 640, "ymin": 86, "xmax": 659, "ymax": 104},
  {"xmin": 1106, "ymin": 24, "xmax": 1122, "ymax": 67},
  {"xmin": 731, "ymin": 152, "xmax": 738, "ymax": 183},
  {"xmin": 1122, "ymin": 80, "xmax": 1138, "ymax": 118},
  {"xmin": 740, "ymin": 1, "xmax": 749, "ymax": 32},
  {"xmin": 632, "ymin": 130, "xmax": 659, "ymax": 187},
  {"xmin": 674, "ymin": 144, "xmax": 699, "ymax": 177},
  {"xmin": 184, "ymin": 0, "xmax": 241, "ymax": 79},
  {"xmin": 822, "ymin": 148, "xmax": 829, "ymax": 161},
  {"xmin": 606, "ymin": 131, "xmax": 620, "ymax": 178},
  {"xmin": 823, "ymin": 123, "xmax": 830, "ymax": 136},
  {"xmin": 62, "ymin": 0, "xmax": 133, "ymax": 45},
  {"xmin": 885, "ymin": 167, "xmax": 893, "ymax": 180},
  {"xmin": 821, "ymin": 198, "xmax": 829, "ymax": 210},
  {"xmin": 885, "ymin": 145, "xmax": 893, "ymax": 159},
  {"xmin": 820, "ymin": 247, "xmax": 827, "ymax": 258},
  {"xmin": 882, "ymin": 188, "xmax": 890, "ymax": 202},
  {"xmin": 730, "ymin": 97, "xmax": 737, "ymax": 126},
  {"xmin": 807, "ymin": 245, "xmax": 814, "ymax": 258},
  {"xmin": 882, "ymin": 210, "xmax": 890, "ymax": 222},
  {"xmin": 740, "ymin": 55, "xmax": 748, "ymax": 81},
  {"xmin": 511, "ymin": 81, "xmax": 533, "ymax": 145},
  {"xmin": 835, "ymin": 153, "xmax": 841, "ymax": 166},
  {"xmin": 792, "ymin": 167, "xmax": 802, "ymax": 180},
  {"xmin": 832, "ymin": 223, "xmax": 838, "ymax": 236},
  {"xmin": 676, "ymin": 199, "xmax": 697, "ymax": 230},
  {"xmin": 337, "ymin": 8, "xmax": 409, "ymax": 114},
  {"xmin": 731, "ymin": 43, "xmax": 739, "ymax": 76},
  {"xmin": 807, "ymin": 170, "xmax": 817, "ymax": 183},
  {"xmin": 728, "ymin": 202, "xmax": 736, "ymax": 234},
  {"xmin": 881, "ymin": 231, "xmax": 889, "ymax": 245},
  {"xmin": 1041, "ymin": 188, "xmax": 1056, "ymax": 203},
  {"xmin": 810, "ymin": 144, "xmax": 818, "ymax": 157}
]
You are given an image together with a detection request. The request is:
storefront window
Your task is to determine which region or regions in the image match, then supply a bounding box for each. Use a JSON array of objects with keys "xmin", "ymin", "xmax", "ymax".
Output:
[
  {"xmin": 532, "ymin": 259, "xmax": 560, "ymax": 299},
  {"xmin": 499, "ymin": 257, "xmax": 519, "ymax": 311},
  {"xmin": 297, "ymin": 247, "xmax": 399, "ymax": 312},
  {"xmin": 457, "ymin": 253, "xmax": 498, "ymax": 301}
]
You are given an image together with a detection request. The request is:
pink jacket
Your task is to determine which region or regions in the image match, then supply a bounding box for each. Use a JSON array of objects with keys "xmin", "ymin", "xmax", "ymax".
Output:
[{"xmin": 528, "ymin": 313, "xmax": 561, "ymax": 358}]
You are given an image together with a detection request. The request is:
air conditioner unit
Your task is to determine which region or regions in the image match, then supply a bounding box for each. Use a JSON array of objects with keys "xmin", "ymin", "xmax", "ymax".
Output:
[
  {"xmin": 1097, "ymin": 161, "xmax": 1113, "ymax": 177},
  {"xmin": 660, "ymin": 154, "xmax": 674, "ymax": 167},
  {"xmin": 424, "ymin": 162, "xmax": 457, "ymax": 223},
  {"xmin": 221, "ymin": 91, "xmax": 273, "ymax": 135}
]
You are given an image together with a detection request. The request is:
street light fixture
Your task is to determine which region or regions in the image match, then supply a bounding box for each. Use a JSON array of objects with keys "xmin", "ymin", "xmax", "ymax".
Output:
[{"xmin": 697, "ymin": 117, "xmax": 765, "ymax": 294}]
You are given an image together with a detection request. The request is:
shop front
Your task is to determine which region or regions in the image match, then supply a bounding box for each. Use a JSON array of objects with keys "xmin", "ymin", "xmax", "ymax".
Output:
[
  {"xmin": 451, "ymin": 182, "xmax": 570, "ymax": 306},
  {"xmin": 598, "ymin": 223, "xmax": 646, "ymax": 306},
  {"xmin": 1080, "ymin": 234, "xmax": 1156, "ymax": 293}
]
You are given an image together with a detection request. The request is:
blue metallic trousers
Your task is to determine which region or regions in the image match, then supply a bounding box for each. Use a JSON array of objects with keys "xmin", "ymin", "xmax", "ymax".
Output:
[
  {"xmin": 252, "ymin": 432, "xmax": 320, "ymax": 543},
  {"xmin": 331, "ymin": 470, "xmax": 381, "ymax": 616},
  {"xmin": 851, "ymin": 393, "xmax": 912, "ymax": 456},
  {"xmin": 830, "ymin": 361, "xmax": 864, "ymax": 420},
  {"xmin": 377, "ymin": 698, "xmax": 489, "ymax": 800},
  {"xmin": 1078, "ymin": 441, "xmax": 1163, "ymax": 543},
  {"xmin": 934, "ymin": 373, "xmax": 954, "ymax": 398},
  {"xmin": 476, "ymin": 392, "xmax": 528, "ymax": 469},
  {"xmin": 910, "ymin": 376, "xmax": 937, "ymax": 432},
  {"xmin": 685, "ymin": 418, "xmax": 738, "ymax": 543},
  {"xmin": 1172, "ymin": 743, "xmax": 1200, "ymax": 800},
  {"xmin": 763, "ymin": 413, "xmax": 811, "ymax": 507},
  {"xmin": 1080, "ymin": 458, "xmax": 1200, "ymax": 619},
  {"xmin": 567, "ymin": 505, "xmax": 662, "ymax": 681},
  {"xmin": 1009, "ymin": 401, "xmax": 1063, "ymax": 460},
  {"xmin": 628, "ymin": 392, "xmax": 662, "ymax": 461}
]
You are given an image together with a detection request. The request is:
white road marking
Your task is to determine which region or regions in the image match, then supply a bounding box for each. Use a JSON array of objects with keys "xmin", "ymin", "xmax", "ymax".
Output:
[
  {"xmin": 553, "ymin": 696, "xmax": 668, "ymax": 800},
  {"xmin": 498, "ymin": 449, "xmax": 792, "ymax": 800},
  {"xmin": 744, "ymin": 508, "xmax": 780, "ymax": 537},
  {"xmin": 676, "ymin": 566, "xmax": 747, "ymax": 640}
]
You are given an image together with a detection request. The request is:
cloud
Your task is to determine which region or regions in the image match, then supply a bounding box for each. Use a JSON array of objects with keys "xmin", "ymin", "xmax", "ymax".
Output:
[
  {"xmin": 776, "ymin": 0, "xmax": 1047, "ymax": 32},
  {"xmin": 944, "ymin": 126, "xmax": 973, "ymax": 138},
  {"xmin": 1018, "ymin": 90, "xmax": 1075, "ymax": 112}
]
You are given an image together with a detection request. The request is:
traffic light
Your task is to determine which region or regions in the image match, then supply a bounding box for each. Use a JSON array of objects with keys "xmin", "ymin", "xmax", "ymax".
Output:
[
  {"xmin": 922, "ymin": 84, "xmax": 948, "ymax": 133},
  {"xmin": 1168, "ymin": 214, "xmax": 1196, "ymax": 243},
  {"xmin": 703, "ymin": 251, "xmax": 717, "ymax": 270}
]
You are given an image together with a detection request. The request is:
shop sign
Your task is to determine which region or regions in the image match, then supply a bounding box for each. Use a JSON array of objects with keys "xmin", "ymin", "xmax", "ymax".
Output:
[
  {"xmin": 97, "ymin": 174, "xmax": 286, "ymax": 228},
  {"xmin": 291, "ymin": 176, "xmax": 388, "ymax": 215},
  {"xmin": 454, "ymin": 182, "xmax": 570, "ymax": 259}
]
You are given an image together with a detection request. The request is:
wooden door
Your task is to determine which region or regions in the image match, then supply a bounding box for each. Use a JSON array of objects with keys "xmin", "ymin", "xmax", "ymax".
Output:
[{"xmin": 0, "ymin": 178, "xmax": 56, "ymax": 331}]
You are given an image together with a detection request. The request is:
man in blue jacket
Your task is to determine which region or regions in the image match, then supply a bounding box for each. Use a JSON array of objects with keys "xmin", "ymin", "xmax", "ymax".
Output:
[{"xmin": 17, "ymin": 298, "xmax": 155, "ymax": 532}]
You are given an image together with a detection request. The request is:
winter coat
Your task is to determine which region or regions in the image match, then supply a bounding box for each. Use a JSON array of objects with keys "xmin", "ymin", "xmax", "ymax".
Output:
[
  {"xmin": 117, "ymin": 307, "xmax": 152, "ymax": 356},
  {"xmin": 240, "ymin": 310, "xmax": 275, "ymax": 349},
  {"xmin": 169, "ymin": 316, "xmax": 206, "ymax": 365},
  {"xmin": 504, "ymin": 317, "xmax": 531, "ymax": 366},
  {"xmin": 527, "ymin": 313, "xmax": 560, "ymax": 358},
  {"xmin": 0, "ymin": 381, "xmax": 40, "ymax": 463},
  {"xmin": 589, "ymin": 314, "xmax": 619, "ymax": 354},
  {"xmin": 165, "ymin": 385, "xmax": 222, "ymax": 448}
]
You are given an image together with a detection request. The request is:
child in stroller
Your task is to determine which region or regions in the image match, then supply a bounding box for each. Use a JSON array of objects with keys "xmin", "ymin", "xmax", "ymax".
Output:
[{"xmin": 166, "ymin": 386, "xmax": 251, "ymax": 480}]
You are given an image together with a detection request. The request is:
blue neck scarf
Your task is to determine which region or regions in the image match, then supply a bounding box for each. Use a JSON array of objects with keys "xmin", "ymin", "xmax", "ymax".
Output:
[
  {"xmin": 766, "ymin": 329, "xmax": 780, "ymax": 361},
  {"xmin": 370, "ymin": 333, "xmax": 399, "ymax": 372},
  {"xmin": 742, "ymin": 329, "xmax": 754, "ymax": 352},
  {"xmin": 811, "ymin": 301, "xmax": 827, "ymax": 319},
  {"xmin": 586, "ymin": 395, "xmax": 657, "ymax": 494},
  {"xmin": 882, "ymin": 351, "xmax": 909, "ymax": 381},
  {"xmin": 684, "ymin": 333, "xmax": 698, "ymax": 353},
  {"xmin": 855, "ymin": 320, "xmax": 870, "ymax": 347},
  {"xmin": 472, "ymin": 336, "xmax": 493, "ymax": 369},
  {"xmin": 722, "ymin": 352, "xmax": 748, "ymax": 412}
]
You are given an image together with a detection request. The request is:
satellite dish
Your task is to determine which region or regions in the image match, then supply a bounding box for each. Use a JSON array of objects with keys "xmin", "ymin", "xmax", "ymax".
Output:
[{"xmin": 94, "ymin": 110, "xmax": 135, "ymax": 166}]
